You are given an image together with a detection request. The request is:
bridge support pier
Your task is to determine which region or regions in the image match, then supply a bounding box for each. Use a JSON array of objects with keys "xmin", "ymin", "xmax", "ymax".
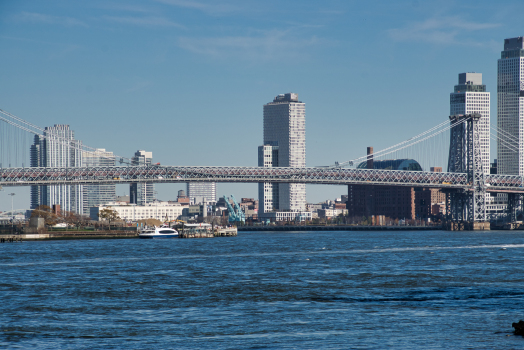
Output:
[
  {"xmin": 443, "ymin": 221, "xmax": 490, "ymax": 231},
  {"xmin": 446, "ymin": 114, "xmax": 488, "ymax": 230},
  {"xmin": 506, "ymin": 193, "xmax": 523, "ymax": 224}
]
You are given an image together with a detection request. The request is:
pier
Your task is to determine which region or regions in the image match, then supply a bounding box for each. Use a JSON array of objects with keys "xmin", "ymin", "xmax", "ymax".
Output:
[
  {"xmin": 178, "ymin": 226, "xmax": 238, "ymax": 238},
  {"xmin": 0, "ymin": 235, "xmax": 23, "ymax": 243}
]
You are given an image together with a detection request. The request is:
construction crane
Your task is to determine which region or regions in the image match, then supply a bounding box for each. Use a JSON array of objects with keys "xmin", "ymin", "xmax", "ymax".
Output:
[{"xmin": 223, "ymin": 195, "xmax": 245, "ymax": 223}]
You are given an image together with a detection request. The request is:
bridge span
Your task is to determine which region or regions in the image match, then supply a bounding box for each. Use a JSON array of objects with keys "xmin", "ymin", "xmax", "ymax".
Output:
[{"xmin": 1, "ymin": 165, "xmax": 524, "ymax": 193}]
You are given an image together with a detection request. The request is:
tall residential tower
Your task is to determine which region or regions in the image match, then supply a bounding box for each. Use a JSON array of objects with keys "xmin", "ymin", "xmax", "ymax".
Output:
[
  {"xmin": 30, "ymin": 125, "xmax": 83, "ymax": 213},
  {"xmin": 450, "ymin": 72, "xmax": 490, "ymax": 174},
  {"xmin": 497, "ymin": 36, "xmax": 524, "ymax": 175},
  {"xmin": 187, "ymin": 182, "xmax": 216, "ymax": 204},
  {"xmin": 82, "ymin": 148, "xmax": 116, "ymax": 215},
  {"xmin": 259, "ymin": 93, "xmax": 306, "ymax": 215},
  {"xmin": 130, "ymin": 150, "xmax": 155, "ymax": 205}
]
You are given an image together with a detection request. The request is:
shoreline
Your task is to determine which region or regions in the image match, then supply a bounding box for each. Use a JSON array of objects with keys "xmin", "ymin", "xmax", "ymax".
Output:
[
  {"xmin": 238, "ymin": 225, "xmax": 441, "ymax": 231},
  {"xmin": 0, "ymin": 231, "xmax": 138, "ymax": 241}
]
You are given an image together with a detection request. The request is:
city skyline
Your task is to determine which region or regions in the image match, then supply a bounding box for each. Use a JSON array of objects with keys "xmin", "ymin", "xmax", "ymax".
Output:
[{"xmin": 1, "ymin": 0, "xmax": 523, "ymax": 211}]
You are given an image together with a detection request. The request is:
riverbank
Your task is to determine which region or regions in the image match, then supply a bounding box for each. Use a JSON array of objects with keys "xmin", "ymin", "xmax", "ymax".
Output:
[
  {"xmin": 0, "ymin": 230, "xmax": 138, "ymax": 241},
  {"xmin": 1, "ymin": 227, "xmax": 238, "ymax": 240},
  {"xmin": 239, "ymin": 225, "xmax": 441, "ymax": 231}
]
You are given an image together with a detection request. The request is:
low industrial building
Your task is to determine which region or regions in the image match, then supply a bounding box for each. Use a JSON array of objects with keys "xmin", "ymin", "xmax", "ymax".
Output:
[
  {"xmin": 90, "ymin": 201, "xmax": 184, "ymax": 222},
  {"xmin": 259, "ymin": 211, "xmax": 312, "ymax": 222},
  {"xmin": 317, "ymin": 208, "xmax": 348, "ymax": 219}
]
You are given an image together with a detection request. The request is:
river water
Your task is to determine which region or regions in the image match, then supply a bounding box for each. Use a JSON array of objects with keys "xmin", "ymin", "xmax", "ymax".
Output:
[{"xmin": 1, "ymin": 230, "xmax": 524, "ymax": 349}]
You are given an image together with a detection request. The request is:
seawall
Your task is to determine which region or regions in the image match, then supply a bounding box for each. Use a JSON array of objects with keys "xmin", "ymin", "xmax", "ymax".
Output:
[{"xmin": 238, "ymin": 225, "xmax": 441, "ymax": 232}]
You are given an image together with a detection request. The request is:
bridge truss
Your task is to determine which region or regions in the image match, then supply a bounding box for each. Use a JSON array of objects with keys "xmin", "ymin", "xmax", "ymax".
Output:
[
  {"xmin": 0, "ymin": 165, "xmax": 468, "ymax": 187},
  {"xmin": 1, "ymin": 165, "xmax": 524, "ymax": 193}
]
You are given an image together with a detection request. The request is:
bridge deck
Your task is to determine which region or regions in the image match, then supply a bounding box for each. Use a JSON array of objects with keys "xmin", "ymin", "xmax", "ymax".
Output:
[{"xmin": 1, "ymin": 165, "xmax": 524, "ymax": 192}]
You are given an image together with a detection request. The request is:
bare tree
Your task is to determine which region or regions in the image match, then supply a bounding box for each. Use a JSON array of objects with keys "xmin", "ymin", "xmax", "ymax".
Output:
[
  {"xmin": 31, "ymin": 205, "xmax": 59, "ymax": 226},
  {"xmin": 98, "ymin": 208, "xmax": 120, "ymax": 230},
  {"xmin": 62, "ymin": 211, "xmax": 91, "ymax": 230}
]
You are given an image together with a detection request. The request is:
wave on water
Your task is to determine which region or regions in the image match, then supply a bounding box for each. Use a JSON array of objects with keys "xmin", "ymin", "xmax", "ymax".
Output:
[{"xmin": 3, "ymin": 243, "xmax": 524, "ymax": 268}]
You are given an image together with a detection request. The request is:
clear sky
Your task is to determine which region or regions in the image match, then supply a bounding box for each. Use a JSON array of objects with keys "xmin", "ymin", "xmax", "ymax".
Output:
[{"xmin": 0, "ymin": 0, "xmax": 522, "ymax": 212}]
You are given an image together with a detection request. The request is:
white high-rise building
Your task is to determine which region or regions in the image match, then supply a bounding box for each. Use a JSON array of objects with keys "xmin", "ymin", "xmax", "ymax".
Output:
[
  {"xmin": 30, "ymin": 125, "xmax": 83, "ymax": 213},
  {"xmin": 450, "ymin": 72, "xmax": 490, "ymax": 174},
  {"xmin": 449, "ymin": 73, "xmax": 506, "ymax": 216},
  {"xmin": 187, "ymin": 182, "xmax": 216, "ymax": 204},
  {"xmin": 258, "ymin": 144, "xmax": 279, "ymax": 213},
  {"xmin": 82, "ymin": 148, "xmax": 116, "ymax": 215},
  {"xmin": 259, "ymin": 93, "xmax": 306, "ymax": 214},
  {"xmin": 497, "ymin": 36, "xmax": 524, "ymax": 175},
  {"xmin": 130, "ymin": 150, "xmax": 155, "ymax": 205}
]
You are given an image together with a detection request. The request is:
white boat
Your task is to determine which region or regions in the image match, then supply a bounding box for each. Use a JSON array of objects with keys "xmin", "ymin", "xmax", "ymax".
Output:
[{"xmin": 139, "ymin": 225, "xmax": 178, "ymax": 239}]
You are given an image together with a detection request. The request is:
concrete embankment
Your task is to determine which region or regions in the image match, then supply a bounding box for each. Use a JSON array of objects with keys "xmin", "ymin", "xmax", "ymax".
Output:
[
  {"xmin": 1, "ymin": 231, "xmax": 138, "ymax": 241},
  {"xmin": 1, "ymin": 228, "xmax": 239, "ymax": 241},
  {"xmin": 238, "ymin": 225, "xmax": 441, "ymax": 232}
]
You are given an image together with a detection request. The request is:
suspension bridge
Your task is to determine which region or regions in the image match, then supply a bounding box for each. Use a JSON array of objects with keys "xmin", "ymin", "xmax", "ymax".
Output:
[{"xmin": 1, "ymin": 108, "xmax": 524, "ymax": 227}]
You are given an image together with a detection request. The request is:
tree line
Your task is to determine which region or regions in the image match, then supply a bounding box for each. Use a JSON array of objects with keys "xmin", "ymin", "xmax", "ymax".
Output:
[{"xmin": 30, "ymin": 205, "xmax": 121, "ymax": 229}]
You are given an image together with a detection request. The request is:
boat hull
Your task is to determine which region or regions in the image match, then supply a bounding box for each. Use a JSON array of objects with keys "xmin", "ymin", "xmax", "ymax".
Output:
[
  {"xmin": 139, "ymin": 225, "xmax": 178, "ymax": 239},
  {"xmin": 138, "ymin": 234, "xmax": 178, "ymax": 239}
]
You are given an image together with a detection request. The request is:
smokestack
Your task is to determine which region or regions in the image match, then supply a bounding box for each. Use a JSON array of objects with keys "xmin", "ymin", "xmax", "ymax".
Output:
[{"xmin": 367, "ymin": 147, "xmax": 374, "ymax": 169}]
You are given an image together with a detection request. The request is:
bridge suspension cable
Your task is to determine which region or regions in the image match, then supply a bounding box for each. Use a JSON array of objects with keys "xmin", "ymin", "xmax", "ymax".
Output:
[
  {"xmin": 0, "ymin": 109, "xmax": 133, "ymax": 165},
  {"xmin": 490, "ymin": 123, "xmax": 520, "ymax": 153},
  {"xmin": 333, "ymin": 117, "xmax": 465, "ymax": 170},
  {"xmin": 490, "ymin": 129, "xmax": 519, "ymax": 153}
]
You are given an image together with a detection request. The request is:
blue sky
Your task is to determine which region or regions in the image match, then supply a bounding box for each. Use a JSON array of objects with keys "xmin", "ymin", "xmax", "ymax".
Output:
[{"xmin": 0, "ymin": 0, "xmax": 522, "ymax": 211}]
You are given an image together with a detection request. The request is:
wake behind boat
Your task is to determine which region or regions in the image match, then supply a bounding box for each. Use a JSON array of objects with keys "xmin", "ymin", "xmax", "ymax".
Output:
[{"xmin": 138, "ymin": 225, "xmax": 178, "ymax": 239}]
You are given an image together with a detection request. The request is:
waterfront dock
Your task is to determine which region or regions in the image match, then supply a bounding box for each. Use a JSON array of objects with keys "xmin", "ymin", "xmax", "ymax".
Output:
[
  {"xmin": 1, "ymin": 226, "xmax": 239, "ymax": 241},
  {"xmin": 0, "ymin": 235, "xmax": 23, "ymax": 243},
  {"xmin": 178, "ymin": 226, "xmax": 238, "ymax": 238}
]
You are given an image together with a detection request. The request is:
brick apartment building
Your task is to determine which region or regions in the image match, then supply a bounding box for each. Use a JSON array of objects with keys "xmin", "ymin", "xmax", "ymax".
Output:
[{"xmin": 345, "ymin": 148, "xmax": 445, "ymax": 220}]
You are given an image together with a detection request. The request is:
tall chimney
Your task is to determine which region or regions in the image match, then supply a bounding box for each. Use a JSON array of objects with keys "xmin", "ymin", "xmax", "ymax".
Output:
[{"xmin": 367, "ymin": 147, "xmax": 374, "ymax": 169}]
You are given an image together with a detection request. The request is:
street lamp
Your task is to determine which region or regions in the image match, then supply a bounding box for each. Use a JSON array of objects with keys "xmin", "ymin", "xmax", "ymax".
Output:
[
  {"xmin": 8, "ymin": 193, "xmax": 15, "ymax": 219},
  {"xmin": 8, "ymin": 193, "xmax": 15, "ymax": 232}
]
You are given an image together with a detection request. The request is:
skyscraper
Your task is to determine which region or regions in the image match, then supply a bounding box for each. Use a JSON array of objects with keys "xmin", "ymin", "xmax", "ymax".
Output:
[
  {"xmin": 82, "ymin": 148, "xmax": 116, "ymax": 215},
  {"xmin": 259, "ymin": 93, "xmax": 306, "ymax": 215},
  {"xmin": 258, "ymin": 144, "xmax": 279, "ymax": 213},
  {"xmin": 450, "ymin": 72, "xmax": 490, "ymax": 174},
  {"xmin": 187, "ymin": 182, "xmax": 216, "ymax": 204},
  {"xmin": 130, "ymin": 150, "xmax": 155, "ymax": 205},
  {"xmin": 497, "ymin": 36, "xmax": 524, "ymax": 175},
  {"xmin": 30, "ymin": 125, "xmax": 83, "ymax": 213}
]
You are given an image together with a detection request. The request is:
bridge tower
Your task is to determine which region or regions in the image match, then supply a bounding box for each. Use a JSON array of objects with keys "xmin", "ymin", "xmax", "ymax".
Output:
[{"xmin": 446, "ymin": 113, "xmax": 489, "ymax": 229}]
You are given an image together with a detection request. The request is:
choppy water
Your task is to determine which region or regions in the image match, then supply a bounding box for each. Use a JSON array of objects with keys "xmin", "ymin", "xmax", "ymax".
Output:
[{"xmin": 1, "ymin": 230, "xmax": 524, "ymax": 349}]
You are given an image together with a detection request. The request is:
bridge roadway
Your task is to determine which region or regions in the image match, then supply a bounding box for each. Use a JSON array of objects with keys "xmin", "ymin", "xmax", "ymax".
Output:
[{"xmin": 2, "ymin": 165, "xmax": 524, "ymax": 193}]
